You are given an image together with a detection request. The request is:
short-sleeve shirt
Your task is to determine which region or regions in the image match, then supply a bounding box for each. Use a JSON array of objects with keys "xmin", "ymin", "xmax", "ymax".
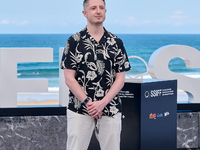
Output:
[{"xmin": 60, "ymin": 27, "xmax": 131, "ymax": 117}]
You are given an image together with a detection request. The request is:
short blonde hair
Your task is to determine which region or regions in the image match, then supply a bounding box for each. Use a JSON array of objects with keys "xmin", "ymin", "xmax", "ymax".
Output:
[{"xmin": 83, "ymin": 0, "xmax": 105, "ymax": 9}]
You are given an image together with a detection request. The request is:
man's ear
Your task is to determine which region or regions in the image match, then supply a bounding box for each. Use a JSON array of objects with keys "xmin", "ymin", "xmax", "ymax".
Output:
[{"xmin": 82, "ymin": 10, "xmax": 87, "ymax": 18}]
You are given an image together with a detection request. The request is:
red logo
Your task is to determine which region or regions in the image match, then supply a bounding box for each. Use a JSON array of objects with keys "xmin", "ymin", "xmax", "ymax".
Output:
[{"xmin": 149, "ymin": 113, "xmax": 156, "ymax": 119}]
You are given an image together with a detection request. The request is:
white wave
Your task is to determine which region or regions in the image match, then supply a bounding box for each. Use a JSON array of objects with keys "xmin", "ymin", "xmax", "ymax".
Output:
[
  {"xmin": 181, "ymin": 73, "xmax": 200, "ymax": 79},
  {"xmin": 126, "ymin": 72, "xmax": 200, "ymax": 80},
  {"xmin": 48, "ymin": 87, "xmax": 59, "ymax": 92},
  {"xmin": 17, "ymin": 86, "xmax": 59, "ymax": 102},
  {"xmin": 17, "ymin": 87, "xmax": 59, "ymax": 95},
  {"xmin": 17, "ymin": 93, "xmax": 59, "ymax": 102},
  {"xmin": 18, "ymin": 92, "xmax": 58, "ymax": 95}
]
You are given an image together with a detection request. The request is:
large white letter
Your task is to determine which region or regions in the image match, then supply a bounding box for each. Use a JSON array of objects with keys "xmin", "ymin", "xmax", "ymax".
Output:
[
  {"xmin": 59, "ymin": 48, "xmax": 69, "ymax": 106},
  {"xmin": 0, "ymin": 48, "xmax": 53, "ymax": 108},
  {"xmin": 148, "ymin": 45, "xmax": 200, "ymax": 103}
]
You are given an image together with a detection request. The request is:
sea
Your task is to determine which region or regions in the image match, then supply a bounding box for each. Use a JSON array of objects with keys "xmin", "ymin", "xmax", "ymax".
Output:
[{"xmin": 0, "ymin": 34, "xmax": 200, "ymax": 102}]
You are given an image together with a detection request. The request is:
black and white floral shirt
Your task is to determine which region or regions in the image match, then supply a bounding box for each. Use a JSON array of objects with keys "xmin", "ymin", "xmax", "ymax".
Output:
[{"xmin": 60, "ymin": 27, "xmax": 131, "ymax": 117}]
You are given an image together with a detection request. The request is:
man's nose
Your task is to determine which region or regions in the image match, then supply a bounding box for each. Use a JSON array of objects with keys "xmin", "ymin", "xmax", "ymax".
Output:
[{"xmin": 96, "ymin": 8, "xmax": 101, "ymax": 13}]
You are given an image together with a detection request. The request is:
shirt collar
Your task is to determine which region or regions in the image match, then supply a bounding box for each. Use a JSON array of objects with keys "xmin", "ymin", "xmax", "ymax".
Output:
[{"xmin": 84, "ymin": 27, "xmax": 108, "ymax": 44}]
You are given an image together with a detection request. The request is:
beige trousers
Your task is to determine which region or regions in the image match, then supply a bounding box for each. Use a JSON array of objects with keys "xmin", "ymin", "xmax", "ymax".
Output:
[{"xmin": 67, "ymin": 109, "xmax": 121, "ymax": 150}]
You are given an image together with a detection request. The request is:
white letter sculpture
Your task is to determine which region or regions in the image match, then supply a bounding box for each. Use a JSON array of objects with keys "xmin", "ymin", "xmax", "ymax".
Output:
[
  {"xmin": 59, "ymin": 48, "xmax": 69, "ymax": 106},
  {"xmin": 0, "ymin": 48, "xmax": 53, "ymax": 107},
  {"xmin": 148, "ymin": 45, "xmax": 200, "ymax": 103}
]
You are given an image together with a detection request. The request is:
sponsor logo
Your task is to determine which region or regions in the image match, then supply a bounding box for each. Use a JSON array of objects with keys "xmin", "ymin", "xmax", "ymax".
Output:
[
  {"xmin": 157, "ymin": 113, "xmax": 163, "ymax": 118},
  {"xmin": 149, "ymin": 113, "xmax": 157, "ymax": 119},
  {"xmin": 164, "ymin": 111, "xmax": 170, "ymax": 117},
  {"xmin": 145, "ymin": 91, "xmax": 150, "ymax": 98},
  {"xmin": 149, "ymin": 112, "xmax": 170, "ymax": 119}
]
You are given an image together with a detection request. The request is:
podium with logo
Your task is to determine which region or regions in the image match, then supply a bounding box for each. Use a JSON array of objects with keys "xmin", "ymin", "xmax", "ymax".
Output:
[
  {"xmin": 120, "ymin": 79, "xmax": 177, "ymax": 150},
  {"xmin": 88, "ymin": 79, "xmax": 177, "ymax": 150}
]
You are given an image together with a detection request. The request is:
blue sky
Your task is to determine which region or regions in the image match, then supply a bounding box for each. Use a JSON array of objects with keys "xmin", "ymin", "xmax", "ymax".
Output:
[{"xmin": 1, "ymin": 0, "xmax": 200, "ymax": 34}]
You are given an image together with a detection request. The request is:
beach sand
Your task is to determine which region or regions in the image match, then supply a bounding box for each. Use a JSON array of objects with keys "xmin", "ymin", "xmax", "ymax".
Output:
[
  {"xmin": 17, "ymin": 100, "xmax": 59, "ymax": 106},
  {"xmin": 16, "ymin": 88, "xmax": 189, "ymax": 106}
]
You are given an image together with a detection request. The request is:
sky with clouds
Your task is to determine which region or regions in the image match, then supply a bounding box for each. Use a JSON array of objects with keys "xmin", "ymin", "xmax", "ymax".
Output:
[{"xmin": 1, "ymin": 0, "xmax": 200, "ymax": 34}]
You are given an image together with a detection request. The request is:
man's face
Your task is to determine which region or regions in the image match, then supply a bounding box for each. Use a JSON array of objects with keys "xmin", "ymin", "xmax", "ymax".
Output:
[{"xmin": 83, "ymin": 0, "xmax": 106, "ymax": 25}]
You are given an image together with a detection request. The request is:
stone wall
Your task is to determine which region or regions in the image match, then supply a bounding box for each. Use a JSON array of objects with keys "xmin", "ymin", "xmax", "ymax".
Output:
[
  {"xmin": 0, "ymin": 116, "xmax": 67, "ymax": 150},
  {"xmin": 177, "ymin": 112, "xmax": 200, "ymax": 149},
  {"xmin": 0, "ymin": 112, "xmax": 200, "ymax": 149}
]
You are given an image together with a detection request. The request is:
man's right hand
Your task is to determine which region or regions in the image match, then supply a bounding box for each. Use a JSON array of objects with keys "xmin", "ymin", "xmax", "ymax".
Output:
[{"xmin": 86, "ymin": 100, "xmax": 103, "ymax": 120}]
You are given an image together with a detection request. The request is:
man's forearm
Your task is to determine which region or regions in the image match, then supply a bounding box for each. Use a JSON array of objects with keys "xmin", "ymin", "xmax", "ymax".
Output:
[
  {"xmin": 64, "ymin": 69, "xmax": 87, "ymax": 103},
  {"xmin": 101, "ymin": 71, "xmax": 125, "ymax": 106}
]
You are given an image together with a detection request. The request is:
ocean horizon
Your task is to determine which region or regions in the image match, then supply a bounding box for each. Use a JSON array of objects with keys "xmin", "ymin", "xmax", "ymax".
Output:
[{"xmin": 0, "ymin": 34, "xmax": 200, "ymax": 103}]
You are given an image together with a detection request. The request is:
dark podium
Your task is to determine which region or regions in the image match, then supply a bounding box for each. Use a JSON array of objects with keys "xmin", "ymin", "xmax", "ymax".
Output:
[{"xmin": 89, "ymin": 79, "xmax": 177, "ymax": 150}]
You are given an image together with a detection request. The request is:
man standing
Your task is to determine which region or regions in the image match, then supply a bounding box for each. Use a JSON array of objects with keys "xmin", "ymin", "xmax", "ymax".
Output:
[{"xmin": 60, "ymin": 0, "xmax": 131, "ymax": 149}]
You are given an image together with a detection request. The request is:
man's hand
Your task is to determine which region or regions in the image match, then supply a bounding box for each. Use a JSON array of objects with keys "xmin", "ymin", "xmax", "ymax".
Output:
[{"xmin": 86, "ymin": 101, "xmax": 105, "ymax": 120}]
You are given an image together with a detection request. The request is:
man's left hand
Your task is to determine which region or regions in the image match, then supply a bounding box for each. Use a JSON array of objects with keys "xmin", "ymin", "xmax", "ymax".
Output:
[{"xmin": 86, "ymin": 101, "xmax": 105, "ymax": 120}]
